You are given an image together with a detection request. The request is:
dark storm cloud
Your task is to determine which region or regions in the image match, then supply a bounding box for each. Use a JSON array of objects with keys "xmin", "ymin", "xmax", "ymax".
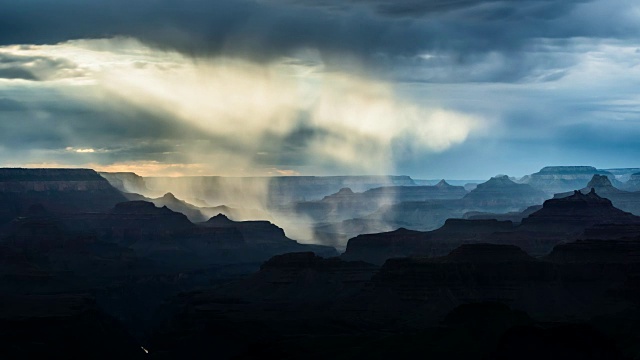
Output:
[
  {"xmin": 0, "ymin": 0, "xmax": 638, "ymax": 83},
  {"xmin": 0, "ymin": 92, "xmax": 203, "ymax": 153},
  {"xmin": 278, "ymin": 0, "xmax": 586, "ymax": 18}
]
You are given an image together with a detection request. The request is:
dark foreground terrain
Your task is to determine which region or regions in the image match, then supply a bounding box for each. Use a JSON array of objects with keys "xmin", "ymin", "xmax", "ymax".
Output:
[{"xmin": 2, "ymin": 168, "xmax": 640, "ymax": 359}]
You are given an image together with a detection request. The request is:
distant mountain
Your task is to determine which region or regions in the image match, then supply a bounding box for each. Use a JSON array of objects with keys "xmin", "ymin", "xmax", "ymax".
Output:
[
  {"xmin": 462, "ymin": 175, "xmax": 548, "ymax": 212},
  {"xmin": 144, "ymin": 175, "xmax": 417, "ymax": 207},
  {"xmin": 464, "ymin": 205, "xmax": 542, "ymax": 223},
  {"xmin": 146, "ymin": 192, "xmax": 208, "ymax": 222},
  {"xmin": 520, "ymin": 166, "xmax": 619, "ymax": 195},
  {"xmin": 363, "ymin": 180, "xmax": 468, "ymax": 202},
  {"xmin": 622, "ymin": 172, "xmax": 640, "ymax": 192},
  {"xmin": 554, "ymin": 175, "xmax": 640, "ymax": 215},
  {"xmin": 343, "ymin": 188, "xmax": 640, "ymax": 264},
  {"xmin": 602, "ymin": 168, "xmax": 640, "ymax": 182},
  {"xmin": 283, "ymin": 181, "xmax": 467, "ymax": 224},
  {"xmin": 313, "ymin": 176, "xmax": 548, "ymax": 247}
]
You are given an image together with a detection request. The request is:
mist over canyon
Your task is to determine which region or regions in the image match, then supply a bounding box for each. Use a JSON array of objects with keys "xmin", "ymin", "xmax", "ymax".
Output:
[
  {"xmin": 3, "ymin": 0, "xmax": 640, "ymax": 358},
  {"xmin": 0, "ymin": 165, "xmax": 640, "ymax": 358}
]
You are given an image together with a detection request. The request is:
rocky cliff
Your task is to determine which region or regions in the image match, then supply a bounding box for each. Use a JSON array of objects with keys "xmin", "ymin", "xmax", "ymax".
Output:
[
  {"xmin": 0, "ymin": 168, "xmax": 127, "ymax": 224},
  {"xmin": 99, "ymin": 171, "xmax": 150, "ymax": 195}
]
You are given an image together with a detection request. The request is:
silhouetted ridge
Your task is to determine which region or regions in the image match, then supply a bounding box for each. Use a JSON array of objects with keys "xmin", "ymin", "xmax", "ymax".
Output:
[
  {"xmin": 519, "ymin": 189, "xmax": 639, "ymax": 237},
  {"xmin": 161, "ymin": 192, "xmax": 178, "ymax": 200},
  {"xmin": 553, "ymin": 174, "xmax": 640, "ymax": 215},
  {"xmin": 441, "ymin": 243, "xmax": 535, "ymax": 263},
  {"xmin": 542, "ymin": 189, "xmax": 614, "ymax": 208},
  {"xmin": 205, "ymin": 213, "xmax": 236, "ymax": 226},
  {"xmin": 545, "ymin": 240, "xmax": 640, "ymax": 263},
  {"xmin": 437, "ymin": 218, "xmax": 514, "ymax": 233},
  {"xmin": 111, "ymin": 200, "xmax": 177, "ymax": 215},
  {"xmin": 259, "ymin": 251, "xmax": 373, "ymax": 271}
]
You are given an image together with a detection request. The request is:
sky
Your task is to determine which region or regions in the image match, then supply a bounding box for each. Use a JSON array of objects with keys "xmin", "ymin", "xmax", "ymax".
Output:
[{"xmin": 0, "ymin": 0, "xmax": 639, "ymax": 179}]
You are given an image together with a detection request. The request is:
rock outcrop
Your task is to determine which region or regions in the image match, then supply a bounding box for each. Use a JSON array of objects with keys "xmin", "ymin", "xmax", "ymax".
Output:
[{"xmin": 555, "ymin": 175, "xmax": 640, "ymax": 215}]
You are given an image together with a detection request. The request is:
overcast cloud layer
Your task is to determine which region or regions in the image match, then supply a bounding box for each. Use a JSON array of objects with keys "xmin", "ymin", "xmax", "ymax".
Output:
[{"xmin": 0, "ymin": 0, "xmax": 639, "ymax": 178}]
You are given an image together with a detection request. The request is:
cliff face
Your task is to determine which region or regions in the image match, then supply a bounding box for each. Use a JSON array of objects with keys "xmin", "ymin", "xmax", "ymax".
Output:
[
  {"xmin": 0, "ymin": 168, "xmax": 127, "ymax": 224},
  {"xmin": 0, "ymin": 168, "xmax": 118, "ymax": 192},
  {"xmin": 99, "ymin": 172, "xmax": 150, "ymax": 195}
]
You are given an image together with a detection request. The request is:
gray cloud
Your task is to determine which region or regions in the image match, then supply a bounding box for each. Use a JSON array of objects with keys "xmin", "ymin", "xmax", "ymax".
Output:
[
  {"xmin": 0, "ymin": 0, "xmax": 638, "ymax": 83},
  {"xmin": 0, "ymin": 52, "xmax": 82, "ymax": 81}
]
